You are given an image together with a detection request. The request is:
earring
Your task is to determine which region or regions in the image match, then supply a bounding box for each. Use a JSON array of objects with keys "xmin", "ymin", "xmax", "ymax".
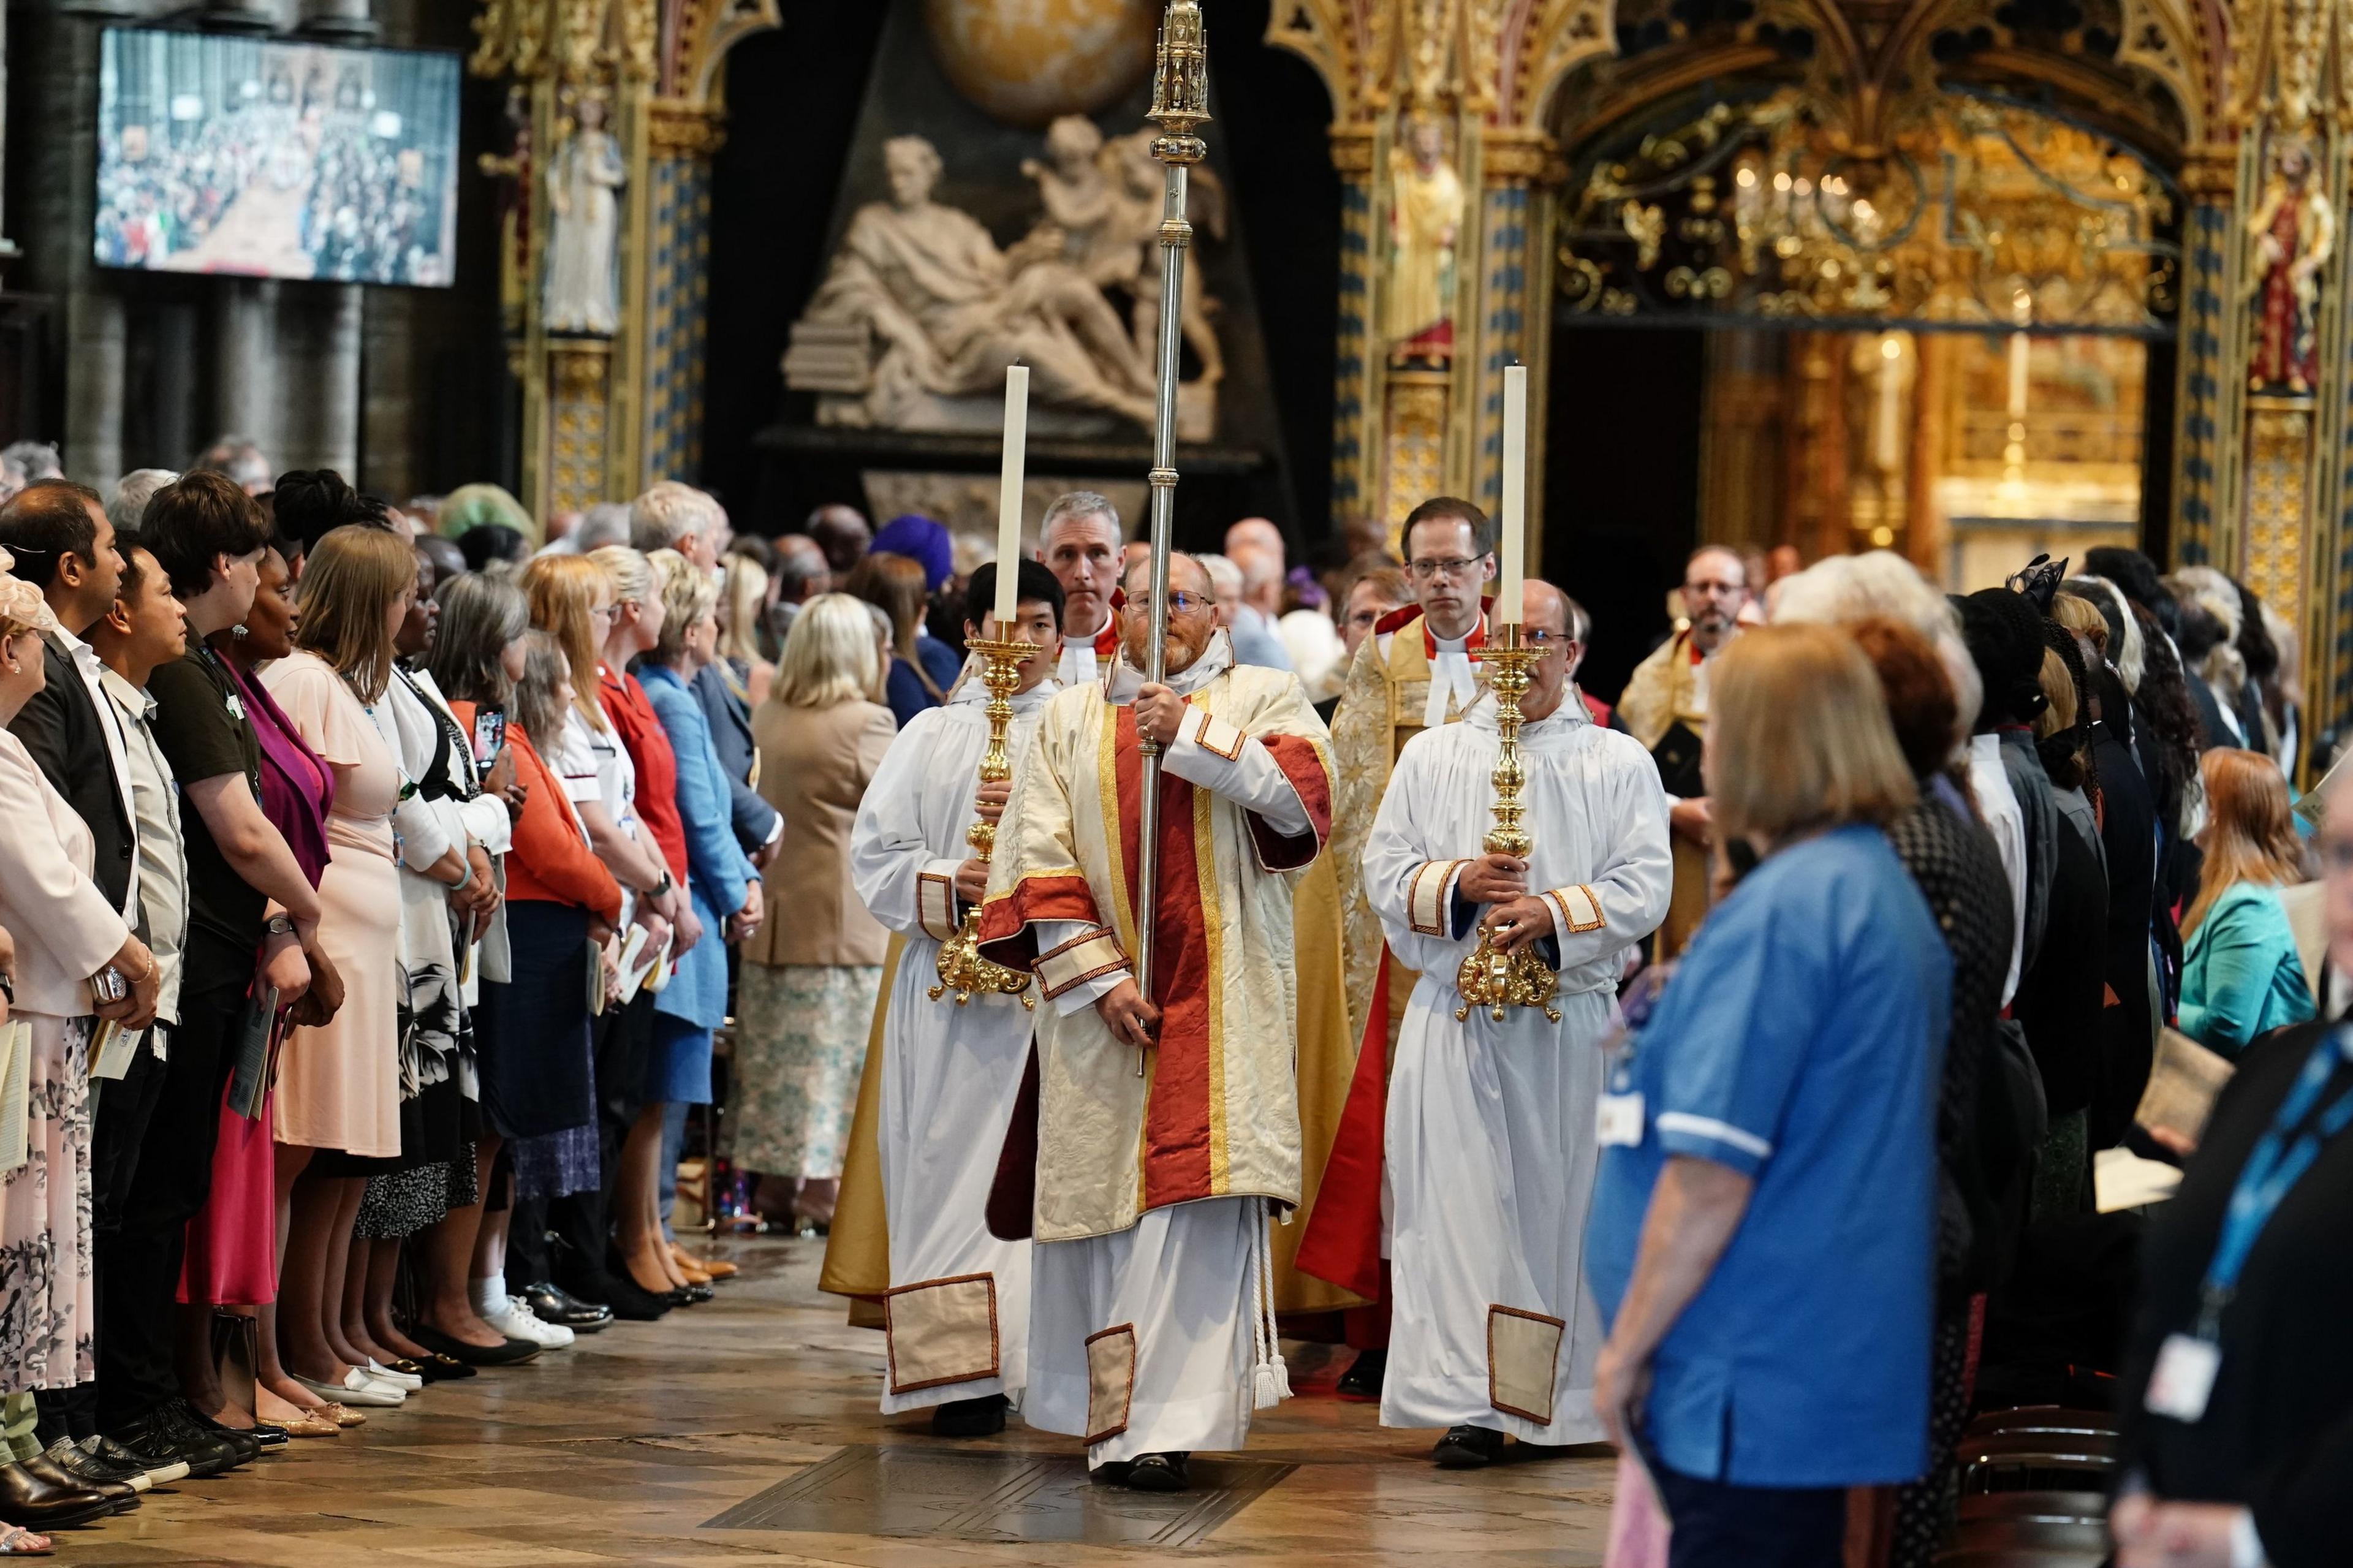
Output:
[{"xmin": 232, "ymin": 624, "xmax": 249, "ymax": 640}]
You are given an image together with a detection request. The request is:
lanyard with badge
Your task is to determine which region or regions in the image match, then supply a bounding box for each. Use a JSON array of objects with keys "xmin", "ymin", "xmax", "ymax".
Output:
[
  {"xmin": 2145, "ymin": 1028, "xmax": 2353, "ymax": 1423},
  {"xmin": 1596, "ymin": 961, "xmax": 1675, "ymax": 1148}
]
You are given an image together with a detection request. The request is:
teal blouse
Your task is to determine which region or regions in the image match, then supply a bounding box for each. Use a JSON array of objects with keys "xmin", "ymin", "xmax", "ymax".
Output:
[{"xmin": 2179, "ymin": 882, "xmax": 2316, "ymax": 1058}]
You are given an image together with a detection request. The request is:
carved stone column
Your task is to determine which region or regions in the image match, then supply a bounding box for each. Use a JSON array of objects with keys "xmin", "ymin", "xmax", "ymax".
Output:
[
  {"xmin": 2170, "ymin": 147, "xmax": 2246, "ymax": 569},
  {"xmin": 1329, "ymin": 125, "xmax": 1379, "ymax": 525},
  {"xmin": 642, "ymin": 101, "xmax": 722, "ymax": 484}
]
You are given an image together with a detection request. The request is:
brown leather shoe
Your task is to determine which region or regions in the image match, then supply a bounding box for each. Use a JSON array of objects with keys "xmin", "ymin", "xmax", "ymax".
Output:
[
  {"xmin": 22, "ymin": 1452, "xmax": 135, "ymax": 1513},
  {"xmin": 0, "ymin": 1460, "xmax": 115, "ymax": 1528}
]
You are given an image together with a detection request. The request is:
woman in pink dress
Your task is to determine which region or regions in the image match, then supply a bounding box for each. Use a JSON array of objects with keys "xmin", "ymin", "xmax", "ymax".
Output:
[{"xmin": 260, "ymin": 526, "xmax": 417, "ymax": 1412}]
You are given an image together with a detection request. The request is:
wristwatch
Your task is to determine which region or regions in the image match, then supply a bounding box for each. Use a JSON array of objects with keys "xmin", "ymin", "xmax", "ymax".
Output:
[
  {"xmin": 651, "ymin": 870, "xmax": 675, "ymax": 900},
  {"xmin": 264, "ymin": 914, "xmax": 297, "ymax": 939}
]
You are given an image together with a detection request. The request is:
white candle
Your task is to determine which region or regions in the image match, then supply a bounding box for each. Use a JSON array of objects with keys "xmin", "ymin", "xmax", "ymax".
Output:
[
  {"xmin": 1499, "ymin": 364, "xmax": 1526, "ymax": 625},
  {"xmin": 995, "ymin": 365, "xmax": 1029, "ymax": 631}
]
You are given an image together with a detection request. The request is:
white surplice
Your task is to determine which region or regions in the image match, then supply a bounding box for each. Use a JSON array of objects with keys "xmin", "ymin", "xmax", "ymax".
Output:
[
  {"xmin": 848, "ymin": 673, "xmax": 1059, "ymax": 1412},
  {"xmin": 1363, "ymin": 692, "xmax": 1672, "ymax": 1444}
]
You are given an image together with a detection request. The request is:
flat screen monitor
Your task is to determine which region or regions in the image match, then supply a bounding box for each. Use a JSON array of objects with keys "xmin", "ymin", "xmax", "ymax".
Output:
[{"xmin": 95, "ymin": 28, "xmax": 461, "ymax": 287}]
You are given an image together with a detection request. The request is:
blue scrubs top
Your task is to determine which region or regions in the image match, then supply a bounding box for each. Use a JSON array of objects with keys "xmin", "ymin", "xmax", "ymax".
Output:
[{"xmin": 1585, "ymin": 824, "xmax": 1952, "ymax": 1488}]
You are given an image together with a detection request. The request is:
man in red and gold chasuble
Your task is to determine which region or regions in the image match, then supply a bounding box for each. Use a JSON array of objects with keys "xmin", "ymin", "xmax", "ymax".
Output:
[{"xmin": 977, "ymin": 552, "xmax": 1333, "ymax": 1491}]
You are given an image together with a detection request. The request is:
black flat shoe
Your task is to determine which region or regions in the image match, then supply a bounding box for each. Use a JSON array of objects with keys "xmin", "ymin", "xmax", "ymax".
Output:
[
  {"xmin": 519, "ymin": 1281, "xmax": 615, "ymax": 1331},
  {"xmin": 1122, "ymin": 1452, "xmax": 1191, "ymax": 1491},
  {"xmin": 409, "ymin": 1325, "xmax": 543, "ymax": 1366},
  {"xmin": 1336, "ymin": 1347, "xmax": 1386, "ymax": 1401},
  {"xmin": 1431, "ymin": 1425, "xmax": 1505, "ymax": 1469},
  {"xmin": 930, "ymin": 1394, "xmax": 1009, "ymax": 1438},
  {"xmin": 418, "ymin": 1352, "xmax": 478, "ymax": 1381}
]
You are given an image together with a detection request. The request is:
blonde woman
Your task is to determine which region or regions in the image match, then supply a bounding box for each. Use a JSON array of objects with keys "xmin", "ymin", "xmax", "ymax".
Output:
[
  {"xmin": 716, "ymin": 551, "xmax": 775, "ymax": 710},
  {"xmin": 262, "ymin": 523, "xmax": 422, "ymax": 1409},
  {"xmin": 740, "ymin": 593, "xmax": 895, "ymax": 1231},
  {"xmin": 518, "ymin": 553, "xmax": 684, "ymax": 1320},
  {"xmin": 1588, "ymin": 624, "xmax": 1949, "ymax": 1564}
]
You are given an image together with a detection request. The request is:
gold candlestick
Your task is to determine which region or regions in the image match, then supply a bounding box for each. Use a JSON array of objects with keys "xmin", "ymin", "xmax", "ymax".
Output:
[
  {"xmin": 1455, "ymin": 626, "xmax": 1563, "ymax": 1024},
  {"xmin": 930, "ymin": 635, "xmax": 1039, "ymax": 1009}
]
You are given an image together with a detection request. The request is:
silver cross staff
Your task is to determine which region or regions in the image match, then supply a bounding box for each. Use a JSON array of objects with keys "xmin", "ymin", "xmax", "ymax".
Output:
[{"xmin": 1129, "ymin": 0, "xmax": 1210, "ymax": 1077}]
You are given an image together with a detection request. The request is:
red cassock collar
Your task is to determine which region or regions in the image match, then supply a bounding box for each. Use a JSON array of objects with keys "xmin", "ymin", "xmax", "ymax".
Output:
[{"xmin": 1371, "ymin": 596, "xmax": 1497, "ymax": 659}]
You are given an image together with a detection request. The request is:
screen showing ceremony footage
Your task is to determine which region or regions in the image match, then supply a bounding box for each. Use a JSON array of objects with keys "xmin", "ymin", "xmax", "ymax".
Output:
[{"xmin": 95, "ymin": 29, "xmax": 461, "ymax": 287}]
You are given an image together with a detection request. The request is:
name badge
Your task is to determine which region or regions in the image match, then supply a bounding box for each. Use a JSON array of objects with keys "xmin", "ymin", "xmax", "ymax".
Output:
[
  {"xmin": 1596, "ymin": 1091, "xmax": 1645, "ymax": 1148},
  {"xmin": 2145, "ymin": 1333, "xmax": 2221, "ymax": 1423},
  {"xmin": 225, "ymin": 690, "xmax": 245, "ymax": 721}
]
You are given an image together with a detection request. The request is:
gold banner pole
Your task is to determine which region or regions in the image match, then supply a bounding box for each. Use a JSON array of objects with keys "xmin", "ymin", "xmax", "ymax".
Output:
[{"xmin": 1131, "ymin": 0, "xmax": 1210, "ymax": 1075}]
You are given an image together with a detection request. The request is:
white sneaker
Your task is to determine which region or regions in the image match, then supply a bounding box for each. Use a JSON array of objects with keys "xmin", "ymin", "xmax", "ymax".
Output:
[{"xmin": 483, "ymin": 1297, "xmax": 574, "ymax": 1349}]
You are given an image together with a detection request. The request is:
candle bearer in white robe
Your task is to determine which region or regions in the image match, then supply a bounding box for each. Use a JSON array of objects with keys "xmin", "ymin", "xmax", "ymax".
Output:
[
  {"xmin": 847, "ymin": 562, "xmax": 1065, "ymax": 1437},
  {"xmin": 977, "ymin": 553, "xmax": 1334, "ymax": 1494},
  {"xmin": 1363, "ymin": 580, "xmax": 1672, "ymax": 1467}
]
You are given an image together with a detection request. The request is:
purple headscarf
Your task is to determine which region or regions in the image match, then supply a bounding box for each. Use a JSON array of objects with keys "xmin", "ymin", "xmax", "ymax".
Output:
[{"xmin": 871, "ymin": 513, "xmax": 953, "ymax": 593}]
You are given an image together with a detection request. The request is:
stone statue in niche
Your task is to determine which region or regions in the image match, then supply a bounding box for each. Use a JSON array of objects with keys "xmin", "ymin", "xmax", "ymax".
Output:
[
  {"xmin": 544, "ymin": 95, "xmax": 626, "ymax": 337},
  {"xmin": 1385, "ymin": 117, "xmax": 1463, "ymax": 365},
  {"xmin": 2246, "ymin": 136, "xmax": 2335, "ymax": 395},
  {"xmin": 798, "ymin": 135, "xmax": 1156, "ymax": 433},
  {"xmin": 1012, "ymin": 115, "xmax": 1227, "ymax": 392}
]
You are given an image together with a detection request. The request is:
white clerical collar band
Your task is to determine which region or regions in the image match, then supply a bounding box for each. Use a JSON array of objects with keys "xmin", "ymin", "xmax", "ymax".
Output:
[
  {"xmin": 1654, "ymin": 1112, "xmax": 1773, "ymax": 1161},
  {"xmin": 1104, "ymin": 631, "xmax": 1233, "ymax": 705},
  {"xmin": 1034, "ymin": 926, "xmax": 1129, "ymax": 999},
  {"xmin": 915, "ymin": 870, "xmax": 961, "ymax": 943}
]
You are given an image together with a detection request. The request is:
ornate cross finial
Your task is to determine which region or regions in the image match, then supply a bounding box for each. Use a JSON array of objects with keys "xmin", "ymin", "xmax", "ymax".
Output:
[{"xmin": 1150, "ymin": 0, "xmax": 1211, "ymax": 146}]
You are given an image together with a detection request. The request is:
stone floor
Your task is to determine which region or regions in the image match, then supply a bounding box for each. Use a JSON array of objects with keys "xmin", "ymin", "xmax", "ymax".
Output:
[{"xmin": 51, "ymin": 1238, "xmax": 1617, "ymax": 1565}]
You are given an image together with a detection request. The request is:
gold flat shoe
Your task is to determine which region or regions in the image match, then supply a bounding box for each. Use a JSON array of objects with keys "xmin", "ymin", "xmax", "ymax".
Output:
[
  {"xmin": 279, "ymin": 1412, "xmax": 341, "ymax": 1438},
  {"xmin": 316, "ymin": 1403, "xmax": 368, "ymax": 1428},
  {"xmin": 672, "ymin": 1243, "xmax": 735, "ymax": 1281}
]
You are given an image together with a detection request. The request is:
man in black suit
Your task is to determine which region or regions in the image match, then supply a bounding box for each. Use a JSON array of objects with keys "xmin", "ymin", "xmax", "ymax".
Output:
[{"xmin": 0, "ymin": 479, "xmax": 159, "ymax": 1455}]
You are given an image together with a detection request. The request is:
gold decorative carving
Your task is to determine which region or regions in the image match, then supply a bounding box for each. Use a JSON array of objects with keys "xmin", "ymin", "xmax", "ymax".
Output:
[
  {"xmin": 2116, "ymin": 0, "xmax": 2211, "ymax": 145},
  {"xmin": 648, "ymin": 99, "xmax": 725, "ymax": 157},
  {"xmin": 1330, "ymin": 126, "xmax": 1377, "ymax": 173},
  {"xmin": 1382, "ymin": 369, "xmax": 1449, "ymax": 517},
  {"xmin": 2242, "ymin": 400, "xmax": 2309, "ymax": 619},
  {"xmin": 1558, "ymin": 90, "xmax": 2178, "ymax": 330}
]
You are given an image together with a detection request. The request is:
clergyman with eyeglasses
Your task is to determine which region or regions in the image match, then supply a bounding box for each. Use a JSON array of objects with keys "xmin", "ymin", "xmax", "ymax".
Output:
[
  {"xmin": 1616, "ymin": 545, "xmax": 1751, "ymax": 960},
  {"xmin": 972, "ymin": 551, "xmax": 1335, "ymax": 1492}
]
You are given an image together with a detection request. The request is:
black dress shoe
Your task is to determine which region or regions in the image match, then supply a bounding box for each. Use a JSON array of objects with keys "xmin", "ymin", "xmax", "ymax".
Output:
[
  {"xmin": 409, "ymin": 1325, "xmax": 542, "ymax": 1366},
  {"xmin": 0, "ymin": 1460, "xmax": 116, "ymax": 1528},
  {"xmin": 1431, "ymin": 1425, "xmax": 1506, "ymax": 1468},
  {"xmin": 519, "ymin": 1281, "xmax": 613, "ymax": 1330},
  {"xmin": 1336, "ymin": 1347, "xmax": 1387, "ymax": 1400},
  {"xmin": 178, "ymin": 1403, "xmax": 263, "ymax": 1464},
  {"xmin": 107, "ymin": 1408, "xmax": 240, "ymax": 1479},
  {"xmin": 417, "ymin": 1352, "xmax": 478, "ymax": 1381},
  {"xmin": 930, "ymin": 1394, "xmax": 1009, "ymax": 1437},
  {"xmin": 18, "ymin": 1453, "xmax": 135, "ymax": 1513},
  {"xmin": 1121, "ymin": 1452, "xmax": 1191, "ymax": 1491}
]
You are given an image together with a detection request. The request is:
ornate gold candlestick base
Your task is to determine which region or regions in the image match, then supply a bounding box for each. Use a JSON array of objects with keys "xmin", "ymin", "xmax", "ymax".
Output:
[
  {"xmin": 1455, "ymin": 627, "xmax": 1563, "ymax": 1024},
  {"xmin": 930, "ymin": 634, "xmax": 1038, "ymax": 1009}
]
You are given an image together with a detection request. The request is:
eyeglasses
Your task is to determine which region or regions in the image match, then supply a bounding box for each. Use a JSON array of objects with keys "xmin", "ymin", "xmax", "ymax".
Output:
[
  {"xmin": 1684, "ymin": 577, "xmax": 1744, "ymax": 597},
  {"xmin": 1129, "ymin": 590, "xmax": 1213, "ymax": 616},
  {"xmin": 589, "ymin": 603, "xmax": 618, "ymax": 621},
  {"xmin": 1407, "ymin": 556, "xmax": 1487, "ymax": 582}
]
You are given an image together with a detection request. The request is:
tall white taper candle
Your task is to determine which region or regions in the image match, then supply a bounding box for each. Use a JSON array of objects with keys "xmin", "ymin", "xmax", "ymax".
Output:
[
  {"xmin": 996, "ymin": 365, "xmax": 1029, "ymax": 629},
  {"xmin": 1499, "ymin": 363, "xmax": 1527, "ymax": 625}
]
